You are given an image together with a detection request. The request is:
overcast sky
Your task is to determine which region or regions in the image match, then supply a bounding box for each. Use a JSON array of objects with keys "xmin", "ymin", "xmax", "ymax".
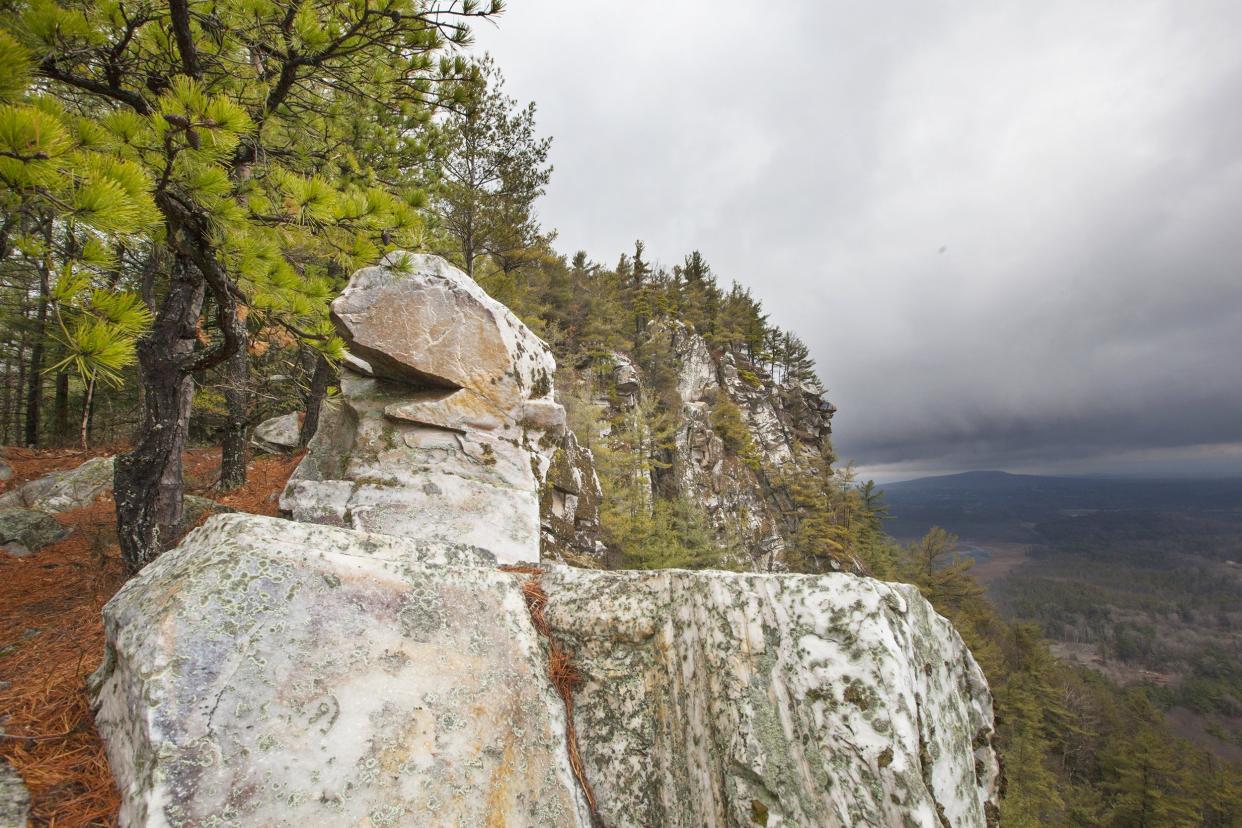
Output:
[{"xmin": 474, "ymin": 1, "xmax": 1242, "ymax": 481}]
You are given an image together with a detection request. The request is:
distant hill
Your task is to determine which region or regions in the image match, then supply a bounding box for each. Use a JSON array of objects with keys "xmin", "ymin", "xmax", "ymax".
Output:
[{"xmin": 880, "ymin": 470, "xmax": 1242, "ymax": 542}]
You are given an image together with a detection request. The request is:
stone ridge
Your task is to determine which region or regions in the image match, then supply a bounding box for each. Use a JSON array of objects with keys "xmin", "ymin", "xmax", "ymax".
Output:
[
  {"xmin": 542, "ymin": 566, "xmax": 1000, "ymax": 827},
  {"xmin": 90, "ymin": 513, "xmax": 1000, "ymax": 827},
  {"xmin": 595, "ymin": 320, "xmax": 837, "ymax": 569}
]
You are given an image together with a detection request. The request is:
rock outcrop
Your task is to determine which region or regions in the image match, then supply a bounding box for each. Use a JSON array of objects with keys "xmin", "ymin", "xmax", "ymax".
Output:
[
  {"xmin": 280, "ymin": 253, "xmax": 598, "ymax": 565},
  {"xmin": 94, "ymin": 253, "xmax": 999, "ymax": 827},
  {"xmin": 544, "ymin": 567, "xmax": 999, "ymax": 827},
  {"xmin": 0, "ymin": 456, "xmax": 114, "ymax": 513},
  {"xmin": 91, "ymin": 515, "xmax": 592, "ymax": 827},
  {"xmin": 539, "ymin": 430, "xmax": 604, "ymax": 565},
  {"xmin": 0, "ymin": 507, "xmax": 69, "ymax": 557},
  {"xmin": 251, "ymin": 412, "xmax": 302, "ymax": 453},
  {"xmin": 598, "ymin": 320, "xmax": 837, "ymax": 569},
  {"xmin": 93, "ymin": 514, "xmax": 998, "ymax": 827}
]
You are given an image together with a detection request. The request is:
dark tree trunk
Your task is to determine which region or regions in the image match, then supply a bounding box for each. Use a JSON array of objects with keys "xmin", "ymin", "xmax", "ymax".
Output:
[
  {"xmin": 53, "ymin": 369, "xmax": 70, "ymax": 444},
  {"xmin": 24, "ymin": 241, "xmax": 51, "ymax": 447},
  {"xmin": 0, "ymin": 353, "xmax": 11, "ymax": 445},
  {"xmin": 299, "ymin": 351, "xmax": 335, "ymax": 447},
  {"xmin": 10, "ymin": 301, "xmax": 28, "ymax": 442},
  {"xmin": 219, "ymin": 343, "xmax": 249, "ymax": 491},
  {"xmin": 115, "ymin": 260, "xmax": 205, "ymax": 574}
]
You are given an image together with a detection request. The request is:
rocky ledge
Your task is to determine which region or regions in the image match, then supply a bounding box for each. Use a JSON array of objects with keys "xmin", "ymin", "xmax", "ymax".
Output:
[{"xmin": 91, "ymin": 253, "xmax": 998, "ymax": 827}]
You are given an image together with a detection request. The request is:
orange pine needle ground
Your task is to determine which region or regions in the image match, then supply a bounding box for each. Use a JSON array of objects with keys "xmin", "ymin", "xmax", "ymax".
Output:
[{"xmin": 0, "ymin": 446, "xmax": 303, "ymax": 827}]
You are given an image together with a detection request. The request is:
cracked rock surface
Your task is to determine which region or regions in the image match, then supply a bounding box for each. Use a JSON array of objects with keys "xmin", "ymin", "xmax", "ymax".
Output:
[
  {"xmin": 281, "ymin": 253, "xmax": 588, "ymax": 564},
  {"xmin": 90, "ymin": 514, "xmax": 592, "ymax": 827},
  {"xmin": 92, "ymin": 514, "xmax": 998, "ymax": 828},
  {"xmin": 543, "ymin": 566, "xmax": 1000, "ymax": 827}
]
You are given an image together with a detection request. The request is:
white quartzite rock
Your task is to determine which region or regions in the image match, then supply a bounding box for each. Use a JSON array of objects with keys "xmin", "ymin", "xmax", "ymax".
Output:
[
  {"xmin": 544, "ymin": 567, "xmax": 1000, "ymax": 827},
  {"xmin": 92, "ymin": 514, "xmax": 999, "ymax": 827},
  {"xmin": 90, "ymin": 514, "xmax": 592, "ymax": 828},
  {"xmin": 281, "ymin": 253, "xmax": 565, "ymax": 564}
]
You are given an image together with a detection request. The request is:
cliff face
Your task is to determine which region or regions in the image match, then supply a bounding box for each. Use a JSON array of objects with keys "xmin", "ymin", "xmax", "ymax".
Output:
[
  {"xmin": 91, "ymin": 254, "xmax": 999, "ymax": 827},
  {"xmin": 567, "ymin": 318, "xmax": 836, "ymax": 570}
]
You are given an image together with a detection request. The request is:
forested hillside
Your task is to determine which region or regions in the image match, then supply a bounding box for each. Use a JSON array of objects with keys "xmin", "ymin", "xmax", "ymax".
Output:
[{"xmin": 0, "ymin": 1, "xmax": 1239, "ymax": 825}]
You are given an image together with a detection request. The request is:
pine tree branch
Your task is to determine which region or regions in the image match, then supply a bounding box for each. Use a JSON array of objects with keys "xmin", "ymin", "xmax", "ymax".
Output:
[{"xmin": 37, "ymin": 59, "xmax": 152, "ymax": 115}]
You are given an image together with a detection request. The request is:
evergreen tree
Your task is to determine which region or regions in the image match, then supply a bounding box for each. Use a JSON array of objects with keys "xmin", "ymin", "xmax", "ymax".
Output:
[
  {"xmin": 433, "ymin": 55, "xmax": 552, "ymax": 279},
  {"xmin": 3, "ymin": 0, "xmax": 499, "ymax": 571}
]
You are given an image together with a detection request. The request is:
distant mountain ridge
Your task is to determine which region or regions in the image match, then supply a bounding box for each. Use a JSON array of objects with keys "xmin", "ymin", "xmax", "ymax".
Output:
[{"xmin": 881, "ymin": 469, "xmax": 1242, "ymax": 542}]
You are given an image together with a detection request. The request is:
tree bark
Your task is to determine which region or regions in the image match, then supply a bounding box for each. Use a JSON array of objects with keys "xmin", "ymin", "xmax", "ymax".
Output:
[
  {"xmin": 0, "ymin": 352, "xmax": 11, "ymax": 445},
  {"xmin": 219, "ymin": 343, "xmax": 249, "ymax": 491},
  {"xmin": 115, "ymin": 259, "xmax": 205, "ymax": 574},
  {"xmin": 24, "ymin": 233, "xmax": 51, "ymax": 447},
  {"xmin": 10, "ymin": 300, "xmax": 28, "ymax": 441},
  {"xmin": 299, "ymin": 351, "xmax": 335, "ymax": 447},
  {"xmin": 52, "ymin": 369, "xmax": 69, "ymax": 444}
]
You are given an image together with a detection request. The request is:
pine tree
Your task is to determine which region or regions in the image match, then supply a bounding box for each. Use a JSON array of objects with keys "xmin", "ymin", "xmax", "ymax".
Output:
[
  {"xmin": 3, "ymin": 0, "xmax": 500, "ymax": 571},
  {"xmin": 433, "ymin": 55, "xmax": 552, "ymax": 280},
  {"xmin": 0, "ymin": 30, "xmax": 159, "ymax": 449}
]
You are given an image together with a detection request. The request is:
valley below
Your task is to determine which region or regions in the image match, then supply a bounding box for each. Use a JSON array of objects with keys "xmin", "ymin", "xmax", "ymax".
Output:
[{"xmin": 883, "ymin": 471, "xmax": 1242, "ymax": 762}]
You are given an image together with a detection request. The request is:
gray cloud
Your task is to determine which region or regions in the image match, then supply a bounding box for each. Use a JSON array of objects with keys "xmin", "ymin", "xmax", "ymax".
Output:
[{"xmin": 475, "ymin": 0, "xmax": 1242, "ymax": 478}]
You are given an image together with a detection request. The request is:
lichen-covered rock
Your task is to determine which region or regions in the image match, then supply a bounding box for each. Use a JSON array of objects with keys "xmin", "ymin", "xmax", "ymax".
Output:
[
  {"xmin": 541, "ymin": 566, "xmax": 1000, "ymax": 827},
  {"xmin": 0, "ymin": 458, "xmax": 11, "ymax": 483},
  {"xmin": 0, "ymin": 456, "xmax": 114, "ymax": 513},
  {"xmin": 251, "ymin": 411, "xmax": 302, "ymax": 452},
  {"xmin": 0, "ymin": 507, "xmax": 69, "ymax": 557},
  {"xmin": 90, "ymin": 514, "xmax": 592, "ymax": 828},
  {"xmin": 540, "ymin": 430, "xmax": 605, "ymax": 565},
  {"xmin": 0, "ymin": 758, "xmax": 30, "ymax": 828},
  {"xmin": 282, "ymin": 373, "xmax": 548, "ymax": 563},
  {"xmin": 331, "ymin": 252, "xmax": 556, "ymax": 413},
  {"xmin": 93, "ymin": 514, "xmax": 999, "ymax": 827},
  {"xmin": 282, "ymin": 254, "xmax": 572, "ymax": 564},
  {"xmin": 176, "ymin": 495, "xmax": 234, "ymax": 536},
  {"xmin": 601, "ymin": 321, "xmax": 838, "ymax": 569}
]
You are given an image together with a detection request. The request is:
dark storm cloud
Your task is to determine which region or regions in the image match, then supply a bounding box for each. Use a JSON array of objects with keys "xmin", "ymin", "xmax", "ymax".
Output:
[{"xmin": 475, "ymin": 1, "xmax": 1242, "ymax": 477}]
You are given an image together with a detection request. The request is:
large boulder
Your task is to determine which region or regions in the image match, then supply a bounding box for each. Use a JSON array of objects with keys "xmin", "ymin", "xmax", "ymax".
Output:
[
  {"xmin": 331, "ymin": 252, "xmax": 555, "ymax": 415},
  {"xmin": 281, "ymin": 254, "xmax": 574, "ymax": 564},
  {"xmin": 251, "ymin": 412, "xmax": 302, "ymax": 453},
  {"xmin": 0, "ymin": 507, "xmax": 69, "ymax": 557},
  {"xmin": 0, "ymin": 456, "xmax": 114, "ymax": 513},
  {"xmin": 543, "ymin": 567, "xmax": 1000, "ymax": 827},
  {"xmin": 93, "ymin": 514, "xmax": 999, "ymax": 827},
  {"xmin": 90, "ymin": 514, "xmax": 593, "ymax": 827}
]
